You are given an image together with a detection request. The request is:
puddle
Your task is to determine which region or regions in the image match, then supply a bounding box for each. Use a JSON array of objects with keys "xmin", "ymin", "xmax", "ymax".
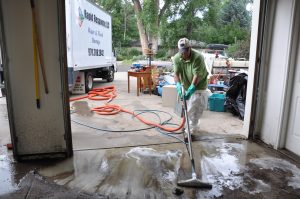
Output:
[
  {"xmin": 71, "ymin": 101, "xmax": 93, "ymax": 117},
  {"xmin": 124, "ymin": 147, "xmax": 182, "ymax": 186},
  {"xmin": 199, "ymin": 142, "xmax": 273, "ymax": 198},
  {"xmin": 200, "ymin": 143, "xmax": 245, "ymax": 197},
  {"xmin": 0, "ymin": 152, "xmax": 18, "ymax": 195},
  {"xmin": 1, "ymin": 172, "xmax": 107, "ymax": 198},
  {"xmin": 41, "ymin": 147, "xmax": 182, "ymax": 198},
  {"xmin": 20, "ymin": 139, "xmax": 300, "ymax": 198},
  {"xmin": 0, "ymin": 147, "xmax": 65, "ymax": 196},
  {"xmin": 251, "ymin": 157, "xmax": 300, "ymax": 189}
]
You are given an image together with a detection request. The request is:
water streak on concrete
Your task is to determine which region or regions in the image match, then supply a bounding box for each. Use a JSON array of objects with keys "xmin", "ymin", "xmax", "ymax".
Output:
[
  {"xmin": 71, "ymin": 101, "xmax": 93, "ymax": 117},
  {"xmin": 251, "ymin": 157, "xmax": 300, "ymax": 189},
  {"xmin": 40, "ymin": 147, "xmax": 182, "ymax": 198},
  {"xmin": 0, "ymin": 153, "xmax": 18, "ymax": 195}
]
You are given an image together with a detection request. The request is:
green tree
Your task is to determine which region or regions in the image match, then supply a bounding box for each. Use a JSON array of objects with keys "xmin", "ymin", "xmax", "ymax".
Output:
[
  {"xmin": 196, "ymin": 0, "xmax": 251, "ymax": 45},
  {"xmin": 159, "ymin": 0, "xmax": 210, "ymax": 47},
  {"xmin": 202, "ymin": 0, "xmax": 221, "ymax": 27},
  {"xmin": 219, "ymin": 0, "xmax": 251, "ymax": 29},
  {"xmin": 132, "ymin": 0, "xmax": 171, "ymax": 54},
  {"xmin": 227, "ymin": 34, "xmax": 250, "ymax": 59},
  {"xmin": 95, "ymin": 0, "xmax": 139, "ymax": 47}
]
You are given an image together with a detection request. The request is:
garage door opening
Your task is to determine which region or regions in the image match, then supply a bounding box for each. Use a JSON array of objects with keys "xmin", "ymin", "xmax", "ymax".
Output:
[{"xmin": 67, "ymin": 1, "xmax": 254, "ymax": 150}]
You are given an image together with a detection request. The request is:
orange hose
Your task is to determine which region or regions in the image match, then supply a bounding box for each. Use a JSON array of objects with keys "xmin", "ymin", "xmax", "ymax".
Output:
[
  {"xmin": 91, "ymin": 104, "xmax": 122, "ymax": 115},
  {"xmin": 70, "ymin": 85, "xmax": 184, "ymax": 132},
  {"xmin": 69, "ymin": 85, "xmax": 116, "ymax": 102},
  {"xmin": 123, "ymin": 109, "xmax": 185, "ymax": 132}
]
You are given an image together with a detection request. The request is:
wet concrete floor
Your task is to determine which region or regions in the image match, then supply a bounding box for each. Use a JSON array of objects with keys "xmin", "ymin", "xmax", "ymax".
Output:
[
  {"xmin": 39, "ymin": 138, "xmax": 300, "ymax": 198},
  {"xmin": 1, "ymin": 72, "xmax": 300, "ymax": 198},
  {"xmin": 2, "ymin": 136, "xmax": 300, "ymax": 198}
]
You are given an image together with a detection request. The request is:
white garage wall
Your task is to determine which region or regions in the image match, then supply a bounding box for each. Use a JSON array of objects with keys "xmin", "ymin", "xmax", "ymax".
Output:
[
  {"xmin": 259, "ymin": 0, "xmax": 296, "ymax": 148},
  {"xmin": 243, "ymin": 0, "xmax": 260, "ymax": 136},
  {"xmin": 0, "ymin": 0, "xmax": 72, "ymax": 159}
]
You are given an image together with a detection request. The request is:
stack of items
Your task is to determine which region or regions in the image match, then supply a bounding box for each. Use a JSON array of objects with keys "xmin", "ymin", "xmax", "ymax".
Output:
[
  {"xmin": 155, "ymin": 71, "xmax": 175, "ymax": 96},
  {"xmin": 130, "ymin": 63, "xmax": 146, "ymax": 72}
]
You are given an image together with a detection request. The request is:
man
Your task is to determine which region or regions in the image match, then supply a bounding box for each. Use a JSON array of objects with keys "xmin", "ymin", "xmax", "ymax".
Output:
[{"xmin": 173, "ymin": 38, "xmax": 208, "ymax": 140}]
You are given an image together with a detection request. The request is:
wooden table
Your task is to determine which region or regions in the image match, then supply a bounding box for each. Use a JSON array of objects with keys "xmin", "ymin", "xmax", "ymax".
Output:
[{"xmin": 127, "ymin": 71, "xmax": 152, "ymax": 96}]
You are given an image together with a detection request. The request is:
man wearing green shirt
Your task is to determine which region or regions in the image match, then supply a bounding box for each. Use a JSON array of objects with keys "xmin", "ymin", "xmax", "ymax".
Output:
[{"xmin": 173, "ymin": 38, "xmax": 208, "ymax": 140}]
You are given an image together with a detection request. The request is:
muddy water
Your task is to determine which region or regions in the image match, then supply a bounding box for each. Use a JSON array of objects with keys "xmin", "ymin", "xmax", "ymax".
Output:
[
  {"xmin": 2, "ymin": 137, "xmax": 299, "ymax": 198},
  {"xmin": 192, "ymin": 140, "xmax": 300, "ymax": 198},
  {"xmin": 40, "ymin": 147, "xmax": 182, "ymax": 198},
  {"xmin": 0, "ymin": 146, "xmax": 67, "ymax": 196},
  {"xmin": 38, "ymin": 139, "xmax": 300, "ymax": 198},
  {"xmin": 0, "ymin": 149, "xmax": 18, "ymax": 195},
  {"xmin": 40, "ymin": 139, "xmax": 300, "ymax": 198},
  {"xmin": 250, "ymin": 157, "xmax": 300, "ymax": 189},
  {"xmin": 0, "ymin": 99, "xmax": 15, "ymax": 195}
]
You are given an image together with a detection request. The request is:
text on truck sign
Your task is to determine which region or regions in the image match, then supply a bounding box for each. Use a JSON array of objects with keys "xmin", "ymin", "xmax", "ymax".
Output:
[{"xmin": 84, "ymin": 9, "xmax": 109, "ymax": 29}]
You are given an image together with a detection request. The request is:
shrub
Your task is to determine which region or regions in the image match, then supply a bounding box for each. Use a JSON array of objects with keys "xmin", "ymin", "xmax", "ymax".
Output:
[
  {"xmin": 132, "ymin": 55, "xmax": 146, "ymax": 62},
  {"xmin": 155, "ymin": 48, "xmax": 167, "ymax": 59},
  {"xmin": 128, "ymin": 48, "xmax": 141, "ymax": 57},
  {"xmin": 115, "ymin": 47, "xmax": 142, "ymax": 61}
]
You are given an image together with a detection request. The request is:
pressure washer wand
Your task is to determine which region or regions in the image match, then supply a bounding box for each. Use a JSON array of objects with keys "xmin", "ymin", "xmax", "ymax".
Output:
[
  {"xmin": 181, "ymin": 86, "xmax": 195, "ymax": 171},
  {"xmin": 177, "ymin": 85, "xmax": 212, "ymax": 189}
]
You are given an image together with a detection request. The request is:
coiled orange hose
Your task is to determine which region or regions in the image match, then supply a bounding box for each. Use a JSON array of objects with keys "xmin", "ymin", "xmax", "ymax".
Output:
[
  {"xmin": 69, "ymin": 86, "xmax": 116, "ymax": 102},
  {"xmin": 70, "ymin": 85, "xmax": 184, "ymax": 132}
]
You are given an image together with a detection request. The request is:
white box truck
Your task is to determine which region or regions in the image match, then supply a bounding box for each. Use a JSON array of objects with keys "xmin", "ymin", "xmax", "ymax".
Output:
[{"xmin": 65, "ymin": 0, "xmax": 117, "ymax": 94}]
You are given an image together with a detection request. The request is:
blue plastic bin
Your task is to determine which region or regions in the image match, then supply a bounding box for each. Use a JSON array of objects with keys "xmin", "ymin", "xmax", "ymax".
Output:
[{"xmin": 208, "ymin": 93, "xmax": 225, "ymax": 112}]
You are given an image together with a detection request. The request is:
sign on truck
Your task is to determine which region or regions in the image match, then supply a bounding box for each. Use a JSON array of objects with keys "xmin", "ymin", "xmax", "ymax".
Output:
[{"xmin": 66, "ymin": 0, "xmax": 117, "ymax": 94}]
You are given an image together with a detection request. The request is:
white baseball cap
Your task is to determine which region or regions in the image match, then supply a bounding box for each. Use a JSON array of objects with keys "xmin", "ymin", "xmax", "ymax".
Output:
[{"xmin": 178, "ymin": 38, "xmax": 190, "ymax": 53}]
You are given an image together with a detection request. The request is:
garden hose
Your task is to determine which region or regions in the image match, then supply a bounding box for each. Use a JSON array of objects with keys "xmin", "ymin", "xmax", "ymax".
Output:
[{"xmin": 70, "ymin": 85, "xmax": 184, "ymax": 132}]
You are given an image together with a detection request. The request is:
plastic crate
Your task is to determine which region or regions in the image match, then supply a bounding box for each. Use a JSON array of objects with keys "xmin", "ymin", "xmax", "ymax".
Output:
[{"xmin": 208, "ymin": 93, "xmax": 225, "ymax": 112}]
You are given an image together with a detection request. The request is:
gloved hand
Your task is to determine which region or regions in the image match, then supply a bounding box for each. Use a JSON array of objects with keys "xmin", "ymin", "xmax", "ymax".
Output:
[
  {"xmin": 184, "ymin": 84, "xmax": 196, "ymax": 100},
  {"xmin": 176, "ymin": 82, "xmax": 182, "ymax": 98}
]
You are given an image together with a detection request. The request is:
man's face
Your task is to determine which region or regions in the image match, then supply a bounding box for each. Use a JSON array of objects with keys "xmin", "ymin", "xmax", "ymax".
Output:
[{"xmin": 181, "ymin": 47, "xmax": 191, "ymax": 60}]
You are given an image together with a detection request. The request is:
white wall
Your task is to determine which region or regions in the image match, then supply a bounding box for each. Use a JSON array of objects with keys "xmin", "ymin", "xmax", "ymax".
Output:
[
  {"xmin": 1, "ymin": 0, "xmax": 71, "ymax": 158},
  {"xmin": 244, "ymin": 0, "xmax": 260, "ymax": 136},
  {"xmin": 259, "ymin": 0, "xmax": 295, "ymax": 148}
]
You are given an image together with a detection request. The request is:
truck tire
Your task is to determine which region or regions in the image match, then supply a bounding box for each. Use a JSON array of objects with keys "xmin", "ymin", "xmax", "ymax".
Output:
[
  {"xmin": 85, "ymin": 72, "xmax": 93, "ymax": 92},
  {"xmin": 107, "ymin": 66, "xmax": 114, "ymax": 82}
]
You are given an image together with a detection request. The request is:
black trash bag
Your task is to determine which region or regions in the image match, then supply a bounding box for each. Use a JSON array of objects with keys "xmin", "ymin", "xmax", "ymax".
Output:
[
  {"xmin": 224, "ymin": 97, "xmax": 240, "ymax": 116},
  {"xmin": 225, "ymin": 73, "xmax": 248, "ymax": 120},
  {"xmin": 226, "ymin": 73, "xmax": 247, "ymax": 99},
  {"xmin": 236, "ymin": 80, "xmax": 247, "ymax": 119},
  {"xmin": 236, "ymin": 92, "xmax": 245, "ymax": 119}
]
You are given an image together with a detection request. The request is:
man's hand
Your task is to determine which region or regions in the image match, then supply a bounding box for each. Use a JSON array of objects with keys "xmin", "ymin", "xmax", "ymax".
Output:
[
  {"xmin": 184, "ymin": 84, "xmax": 196, "ymax": 100},
  {"xmin": 176, "ymin": 82, "xmax": 182, "ymax": 98}
]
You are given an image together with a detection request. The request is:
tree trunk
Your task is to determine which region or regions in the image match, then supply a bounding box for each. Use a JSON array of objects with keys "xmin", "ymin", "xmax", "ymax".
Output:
[
  {"xmin": 132, "ymin": 0, "xmax": 148, "ymax": 55},
  {"xmin": 123, "ymin": 2, "xmax": 127, "ymax": 41},
  {"xmin": 186, "ymin": 9, "xmax": 196, "ymax": 38},
  {"xmin": 149, "ymin": 35, "xmax": 158, "ymax": 54},
  {"xmin": 150, "ymin": 0, "xmax": 160, "ymax": 54}
]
